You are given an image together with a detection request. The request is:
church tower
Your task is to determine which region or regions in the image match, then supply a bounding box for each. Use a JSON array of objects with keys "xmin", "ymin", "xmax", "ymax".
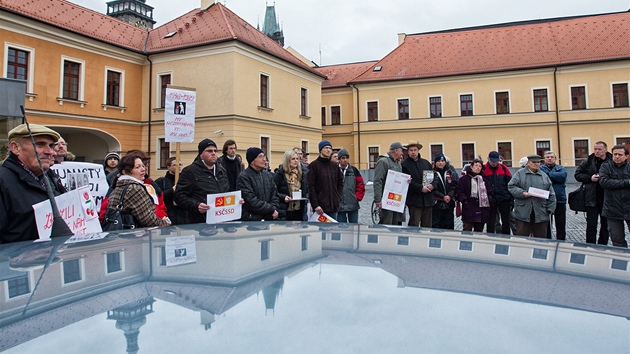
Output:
[
  {"xmin": 106, "ymin": 0, "xmax": 156, "ymax": 30},
  {"xmin": 261, "ymin": 2, "xmax": 284, "ymax": 47}
]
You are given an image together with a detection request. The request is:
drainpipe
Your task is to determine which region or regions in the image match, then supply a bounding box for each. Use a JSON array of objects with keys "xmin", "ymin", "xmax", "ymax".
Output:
[
  {"xmin": 147, "ymin": 55, "xmax": 153, "ymax": 166},
  {"xmin": 352, "ymin": 84, "xmax": 361, "ymax": 169},
  {"xmin": 553, "ymin": 66, "xmax": 561, "ymax": 164}
]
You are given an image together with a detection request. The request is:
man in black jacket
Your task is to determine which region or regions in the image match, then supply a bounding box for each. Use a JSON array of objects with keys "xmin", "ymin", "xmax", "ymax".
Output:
[
  {"xmin": 175, "ymin": 139, "xmax": 230, "ymax": 224},
  {"xmin": 402, "ymin": 141, "xmax": 437, "ymax": 227},
  {"xmin": 237, "ymin": 148, "xmax": 279, "ymax": 221},
  {"xmin": 217, "ymin": 139, "xmax": 244, "ymax": 191},
  {"xmin": 1, "ymin": 124, "xmax": 66, "ymax": 243},
  {"xmin": 599, "ymin": 144, "xmax": 630, "ymax": 248},
  {"xmin": 307, "ymin": 140, "xmax": 343, "ymax": 220},
  {"xmin": 574, "ymin": 141, "xmax": 612, "ymax": 245}
]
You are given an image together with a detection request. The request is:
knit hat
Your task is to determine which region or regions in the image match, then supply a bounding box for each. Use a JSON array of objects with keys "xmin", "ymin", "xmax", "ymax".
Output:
[
  {"xmin": 246, "ymin": 147, "xmax": 265, "ymax": 165},
  {"xmin": 433, "ymin": 153, "xmax": 446, "ymax": 163},
  {"xmin": 318, "ymin": 140, "xmax": 332, "ymax": 151},
  {"xmin": 198, "ymin": 139, "xmax": 217, "ymax": 155},
  {"xmin": 8, "ymin": 123, "xmax": 60, "ymax": 143},
  {"xmin": 337, "ymin": 148, "xmax": 350, "ymax": 159},
  {"xmin": 104, "ymin": 151, "xmax": 120, "ymax": 161}
]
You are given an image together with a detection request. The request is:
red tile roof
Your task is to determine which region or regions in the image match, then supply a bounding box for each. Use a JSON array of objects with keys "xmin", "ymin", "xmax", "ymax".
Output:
[
  {"xmin": 315, "ymin": 61, "xmax": 378, "ymax": 88},
  {"xmin": 0, "ymin": 0, "xmax": 323, "ymax": 78},
  {"xmin": 0, "ymin": 0, "xmax": 148, "ymax": 52},
  {"xmin": 350, "ymin": 11, "xmax": 630, "ymax": 85}
]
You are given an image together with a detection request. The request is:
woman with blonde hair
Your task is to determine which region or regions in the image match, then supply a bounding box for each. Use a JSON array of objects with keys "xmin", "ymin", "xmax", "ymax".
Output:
[{"xmin": 273, "ymin": 149, "xmax": 309, "ymax": 220}]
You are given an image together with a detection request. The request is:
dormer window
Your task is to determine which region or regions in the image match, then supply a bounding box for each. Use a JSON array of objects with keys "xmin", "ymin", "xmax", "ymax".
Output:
[{"xmin": 373, "ymin": 66, "xmax": 382, "ymax": 71}]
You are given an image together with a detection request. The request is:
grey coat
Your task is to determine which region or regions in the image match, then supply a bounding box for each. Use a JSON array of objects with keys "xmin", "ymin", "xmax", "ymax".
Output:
[{"xmin": 508, "ymin": 167, "xmax": 556, "ymax": 223}]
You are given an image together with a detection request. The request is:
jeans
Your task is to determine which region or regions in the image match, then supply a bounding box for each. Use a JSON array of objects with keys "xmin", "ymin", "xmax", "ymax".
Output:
[
  {"xmin": 547, "ymin": 203, "xmax": 566, "ymax": 240},
  {"xmin": 337, "ymin": 210, "xmax": 359, "ymax": 223}
]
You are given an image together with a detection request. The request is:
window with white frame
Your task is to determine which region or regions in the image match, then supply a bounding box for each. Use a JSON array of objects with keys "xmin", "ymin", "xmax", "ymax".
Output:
[
  {"xmin": 5, "ymin": 44, "xmax": 34, "ymax": 93},
  {"xmin": 300, "ymin": 87, "xmax": 308, "ymax": 116},
  {"xmin": 61, "ymin": 56, "xmax": 85, "ymax": 101},
  {"xmin": 105, "ymin": 68, "xmax": 124, "ymax": 107}
]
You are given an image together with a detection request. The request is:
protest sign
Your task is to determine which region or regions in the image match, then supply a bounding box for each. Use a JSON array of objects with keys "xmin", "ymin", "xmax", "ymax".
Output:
[
  {"xmin": 165, "ymin": 235, "xmax": 197, "ymax": 266},
  {"xmin": 206, "ymin": 191, "xmax": 242, "ymax": 224},
  {"xmin": 33, "ymin": 186, "xmax": 102, "ymax": 240},
  {"xmin": 164, "ymin": 87, "xmax": 196, "ymax": 143},
  {"xmin": 380, "ymin": 170, "xmax": 411, "ymax": 213},
  {"xmin": 51, "ymin": 161, "xmax": 108, "ymax": 212},
  {"xmin": 308, "ymin": 212, "xmax": 338, "ymax": 223}
]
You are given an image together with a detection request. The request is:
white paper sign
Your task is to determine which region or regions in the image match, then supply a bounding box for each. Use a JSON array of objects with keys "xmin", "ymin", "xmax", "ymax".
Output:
[
  {"xmin": 51, "ymin": 162, "xmax": 108, "ymax": 212},
  {"xmin": 33, "ymin": 186, "xmax": 102, "ymax": 240},
  {"xmin": 164, "ymin": 87, "xmax": 196, "ymax": 142},
  {"xmin": 308, "ymin": 212, "xmax": 338, "ymax": 223},
  {"xmin": 165, "ymin": 235, "xmax": 197, "ymax": 266},
  {"xmin": 65, "ymin": 232, "xmax": 108, "ymax": 244},
  {"xmin": 381, "ymin": 170, "xmax": 411, "ymax": 213},
  {"xmin": 292, "ymin": 190, "xmax": 303, "ymax": 200},
  {"xmin": 206, "ymin": 191, "xmax": 242, "ymax": 224},
  {"xmin": 528, "ymin": 187, "xmax": 550, "ymax": 199}
]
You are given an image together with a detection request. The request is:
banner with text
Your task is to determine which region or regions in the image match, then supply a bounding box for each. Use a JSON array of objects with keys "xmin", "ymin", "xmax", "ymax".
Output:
[
  {"xmin": 164, "ymin": 87, "xmax": 196, "ymax": 143},
  {"xmin": 206, "ymin": 191, "xmax": 242, "ymax": 224},
  {"xmin": 51, "ymin": 162, "xmax": 108, "ymax": 212},
  {"xmin": 380, "ymin": 170, "xmax": 410, "ymax": 213},
  {"xmin": 33, "ymin": 186, "xmax": 102, "ymax": 240}
]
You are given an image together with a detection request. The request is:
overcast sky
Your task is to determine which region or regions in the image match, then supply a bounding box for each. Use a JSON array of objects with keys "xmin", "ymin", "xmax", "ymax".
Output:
[{"xmin": 73, "ymin": 0, "xmax": 630, "ymax": 66}]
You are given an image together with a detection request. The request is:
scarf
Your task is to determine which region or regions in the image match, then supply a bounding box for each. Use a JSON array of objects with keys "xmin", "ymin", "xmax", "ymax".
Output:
[
  {"xmin": 285, "ymin": 167, "xmax": 302, "ymax": 211},
  {"xmin": 470, "ymin": 175, "xmax": 490, "ymax": 208}
]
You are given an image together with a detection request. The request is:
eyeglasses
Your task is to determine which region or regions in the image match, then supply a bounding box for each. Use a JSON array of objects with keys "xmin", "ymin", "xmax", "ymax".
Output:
[{"xmin": 54, "ymin": 142, "xmax": 68, "ymax": 147}]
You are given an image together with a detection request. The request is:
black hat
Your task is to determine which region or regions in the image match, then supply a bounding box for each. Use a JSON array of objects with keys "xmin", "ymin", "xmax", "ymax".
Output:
[
  {"xmin": 246, "ymin": 147, "xmax": 265, "ymax": 165},
  {"xmin": 198, "ymin": 139, "xmax": 217, "ymax": 155}
]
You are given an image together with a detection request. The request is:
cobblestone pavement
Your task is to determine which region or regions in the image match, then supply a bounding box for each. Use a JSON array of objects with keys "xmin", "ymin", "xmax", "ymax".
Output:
[{"xmin": 358, "ymin": 183, "xmax": 630, "ymax": 246}]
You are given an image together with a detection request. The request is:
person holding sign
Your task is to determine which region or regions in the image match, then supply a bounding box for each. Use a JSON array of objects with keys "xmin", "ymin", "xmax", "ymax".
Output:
[
  {"xmin": 237, "ymin": 148, "xmax": 279, "ymax": 221},
  {"xmin": 107, "ymin": 153, "xmax": 170, "ymax": 228},
  {"xmin": 508, "ymin": 154, "xmax": 556, "ymax": 238},
  {"xmin": 274, "ymin": 149, "xmax": 309, "ymax": 220},
  {"xmin": 0, "ymin": 124, "xmax": 66, "ymax": 243},
  {"xmin": 373, "ymin": 142, "xmax": 408, "ymax": 225},
  {"xmin": 175, "ymin": 139, "xmax": 230, "ymax": 224}
]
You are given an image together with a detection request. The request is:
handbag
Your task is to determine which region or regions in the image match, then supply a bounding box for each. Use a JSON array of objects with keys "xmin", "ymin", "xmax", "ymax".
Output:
[
  {"xmin": 101, "ymin": 185, "xmax": 139, "ymax": 231},
  {"xmin": 568, "ymin": 184, "xmax": 587, "ymax": 213}
]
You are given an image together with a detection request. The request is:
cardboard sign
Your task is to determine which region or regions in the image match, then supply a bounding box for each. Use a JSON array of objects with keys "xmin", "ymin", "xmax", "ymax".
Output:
[
  {"xmin": 380, "ymin": 170, "xmax": 411, "ymax": 213},
  {"xmin": 165, "ymin": 235, "xmax": 197, "ymax": 266},
  {"xmin": 51, "ymin": 162, "xmax": 108, "ymax": 212},
  {"xmin": 206, "ymin": 191, "xmax": 242, "ymax": 224},
  {"xmin": 164, "ymin": 87, "xmax": 196, "ymax": 142},
  {"xmin": 33, "ymin": 186, "xmax": 102, "ymax": 240}
]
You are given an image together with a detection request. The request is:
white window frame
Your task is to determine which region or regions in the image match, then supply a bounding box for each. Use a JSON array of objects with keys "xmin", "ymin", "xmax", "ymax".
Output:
[
  {"xmin": 260, "ymin": 134, "xmax": 271, "ymax": 159},
  {"xmin": 460, "ymin": 141, "xmax": 476, "ymax": 167},
  {"xmin": 428, "ymin": 95, "xmax": 443, "ymax": 118},
  {"xmin": 260, "ymin": 72, "xmax": 271, "ymax": 108},
  {"xmin": 329, "ymin": 104, "xmax": 342, "ymax": 125},
  {"xmin": 156, "ymin": 71, "xmax": 173, "ymax": 109},
  {"xmin": 610, "ymin": 81, "xmax": 630, "ymax": 108},
  {"xmin": 300, "ymin": 139, "xmax": 309, "ymax": 156},
  {"xmin": 59, "ymin": 56, "xmax": 86, "ymax": 102},
  {"xmin": 396, "ymin": 97, "xmax": 411, "ymax": 120},
  {"xmin": 104, "ymin": 250, "xmax": 125, "ymax": 275},
  {"xmin": 493, "ymin": 89, "xmax": 511, "ymax": 114},
  {"xmin": 4, "ymin": 42, "xmax": 35, "ymax": 94},
  {"xmin": 572, "ymin": 137, "xmax": 591, "ymax": 165},
  {"xmin": 3, "ymin": 270, "xmax": 34, "ymax": 300},
  {"xmin": 367, "ymin": 145, "xmax": 381, "ymax": 169},
  {"xmin": 459, "ymin": 92, "xmax": 474, "ymax": 116},
  {"xmin": 300, "ymin": 86, "xmax": 309, "ymax": 117},
  {"xmin": 569, "ymin": 84, "xmax": 588, "ymax": 110},
  {"xmin": 103, "ymin": 67, "xmax": 125, "ymax": 108},
  {"xmin": 366, "ymin": 100, "xmax": 380, "ymax": 122},
  {"xmin": 532, "ymin": 86, "xmax": 550, "ymax": 112},
  {"xmin": 60, "ymin": 257, "xmax": 86, "ymax": 286}
]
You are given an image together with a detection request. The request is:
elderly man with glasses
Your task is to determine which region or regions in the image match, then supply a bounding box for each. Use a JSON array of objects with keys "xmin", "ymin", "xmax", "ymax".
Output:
[{"xmin": 508, "ymin": 154, "xmax": 556, "ymax": 238}]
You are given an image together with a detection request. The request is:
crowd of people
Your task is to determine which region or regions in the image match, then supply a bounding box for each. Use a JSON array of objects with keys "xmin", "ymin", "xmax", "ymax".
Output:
[{"xmin": 0, "ymin": 123, "xmax": 628, "ymax": 248}]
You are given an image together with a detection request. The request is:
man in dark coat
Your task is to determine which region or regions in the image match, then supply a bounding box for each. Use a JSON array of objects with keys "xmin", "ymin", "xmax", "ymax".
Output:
[
  {"xmin": 175, "ymin": 139, "xmax": 230, "ymax": 224},
  {"xmin": 237, "ymin": 148, "xmax": 279, "ymax": 221},
  {"xmin": 540, "ymin": 151, "xmax": 567, "ymax": 240},
  {"xmin": 574, "ymin": 141, "xmax": 612, "ymax": 245},
  {"xmin": 307, "ymin": 140, "xmax": 343, "ymax": 220},
  {"xmin": 599, "ymin": 144, "xmax": 630, "ymax": 248},
  {"xmin": 216, "ymin": 139, "xmax": 244, "ymax": 191},
  {"xmin": 1, "ymin": 124, "xmax": 66, "ymax": 243},
  {"xmin": 402, "ymin": 141, "xmax": 437, "ymax": 227}
]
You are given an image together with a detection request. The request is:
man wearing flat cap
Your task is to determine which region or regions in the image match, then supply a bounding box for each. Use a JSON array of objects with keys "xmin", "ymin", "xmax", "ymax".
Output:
[
  {"xmin": 508, "ymin": 154, "xmax": 556, "ymax": 238},
  {"xmin": 175, "ymin": 138, "xmax": 230, "ymax": 224},
  {"xmin": 374, "ymin": 142, "xmax": 409, "ymax": 225},
  {"xmin": 402, "ymin": 141, "xmax": 437, "ymax": 227},
  {"xmin": 1, "ymin": 124, "xmax": 66, "ymax": 243}
]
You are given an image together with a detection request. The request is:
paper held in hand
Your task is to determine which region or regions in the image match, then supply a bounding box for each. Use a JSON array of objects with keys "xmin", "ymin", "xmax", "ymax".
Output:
[
  {"xmin": 528, "ymin": 187, "xmax": 550, "ymax": 199},
  {"xmin": 206, "ymin": 191, "xmax": 242, "ymax": 224},
  {"xmin": 308, "ymin": 212, "xmax": 338, "ymax": 223},
  {"xmin": 380, "ymin": 170, "xmax": 411, "ymax": 213}
]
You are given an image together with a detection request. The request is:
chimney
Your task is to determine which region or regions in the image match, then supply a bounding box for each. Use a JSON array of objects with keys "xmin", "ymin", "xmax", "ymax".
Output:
[{"xmin": 201, "ymin": 0, "xmax": 214, "ymax": 10}]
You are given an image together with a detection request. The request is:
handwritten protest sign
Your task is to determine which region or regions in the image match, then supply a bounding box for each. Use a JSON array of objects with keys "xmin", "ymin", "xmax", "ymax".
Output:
[
  {"xmin": 206, "ymin": 191, "xmax": 242, "ymax": 224},
  {"xmin": 51, "ymin": 162, "xmax": 108, "ymax": 212},
  {"xmin": 33, "ymin": 186, "xmax": 102, "ymax": 240},
  {"xmin": 165, "ymin": 235, "xmax": 197, "ymax": 266},
  {"xmin": 381, "ymin": 170, "xmax": 411, "ymax": 213},
  {"xmin": 164, "ymin": 87, "xmax": 196, "ymax": 143}
]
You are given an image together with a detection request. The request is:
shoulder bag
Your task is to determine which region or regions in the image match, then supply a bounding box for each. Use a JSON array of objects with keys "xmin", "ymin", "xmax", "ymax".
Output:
[
  {"xmin": 102, "ymin": 185, "xmax": 139, "ymax": 231},
  {"xmin": 568, "ymin": 184, "xmax": 587, "ymax": 213}
]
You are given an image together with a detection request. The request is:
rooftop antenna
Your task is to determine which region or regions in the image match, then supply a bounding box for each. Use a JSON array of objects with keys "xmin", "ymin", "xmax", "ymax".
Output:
[{"xmin": 319, "ymin": 43, "xmax": 322, "ymax": 66}]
